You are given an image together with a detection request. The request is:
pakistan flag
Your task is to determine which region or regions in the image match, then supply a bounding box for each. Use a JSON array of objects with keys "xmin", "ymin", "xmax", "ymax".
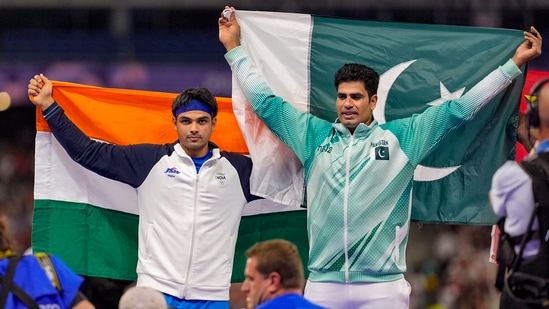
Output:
[{"xmin": 232, "ymin": 11, "xmax": 526, "ymax": 225}]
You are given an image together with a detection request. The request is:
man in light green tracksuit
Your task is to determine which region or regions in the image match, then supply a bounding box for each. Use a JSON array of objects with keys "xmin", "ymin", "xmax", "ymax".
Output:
[{"xmin": 219, "ymin": 7, "xmax": 542, "ymax": 309}]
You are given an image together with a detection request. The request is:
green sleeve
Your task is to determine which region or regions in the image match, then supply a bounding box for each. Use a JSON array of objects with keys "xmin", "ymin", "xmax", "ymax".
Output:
[
  {"xmin": 225, "ymin": 46, "xmax": 333, "ymax": 164},
  {"xmin": 383, "ymin": 58, "xmax": 521, "ymax": 165}
]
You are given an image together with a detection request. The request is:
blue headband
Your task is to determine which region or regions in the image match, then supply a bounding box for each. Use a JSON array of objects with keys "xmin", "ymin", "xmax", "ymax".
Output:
[{"xmin": 174, "ymin": 100, "xmax": 214, "ymax": 118}]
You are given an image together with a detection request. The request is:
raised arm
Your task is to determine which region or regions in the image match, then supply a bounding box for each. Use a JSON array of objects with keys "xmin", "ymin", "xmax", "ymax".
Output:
[
  {"xmin": 218, "ymin": 6, "xmax": 240, "ymax": 52},
  {"xmin": 218, "ymin": 7, "xmax": 332, "ymax": 163},
  {"xmin": 28, "ymin": 74, "xmax": 167, "ymax": 187},
  {"xmin": 511, "ymin": 26, "xmax": 542, "ymax": 68},
  {"xmin": 28, "ymin": 73, "xmax": 55, "ymax": 111},
  {"xmin": 386, "ymin": 27, "xmax": 542, "ymax": 164}
]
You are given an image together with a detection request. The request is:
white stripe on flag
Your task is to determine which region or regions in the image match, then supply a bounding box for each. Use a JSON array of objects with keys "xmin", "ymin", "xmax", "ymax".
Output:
[
  {"xmin": 35, "ymin": 131, "xmax": 139, "ymax": 215},
  {"xmin": 232, "ymin": 11, "xmax": 312, "ymax": 206}
]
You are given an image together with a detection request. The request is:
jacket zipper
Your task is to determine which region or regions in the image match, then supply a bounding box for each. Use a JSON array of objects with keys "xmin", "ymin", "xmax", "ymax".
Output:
[
  {"xmin": 183, "ymin": 173, "xmax": 200, "ymax": 295},
  {"xmin": 343, "ymin": 134, "xmax": 353, "ymax": 283}
]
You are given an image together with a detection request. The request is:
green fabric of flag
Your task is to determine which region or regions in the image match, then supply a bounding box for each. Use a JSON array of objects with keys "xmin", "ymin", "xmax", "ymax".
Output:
[{"xmin": 234, "ymin": 11, "xmax": 525, "ymax": 226}]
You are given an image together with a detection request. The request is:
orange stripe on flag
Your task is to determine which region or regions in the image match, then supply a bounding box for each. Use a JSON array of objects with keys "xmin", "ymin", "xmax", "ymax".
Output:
[{"xmin": 36, "ymin": 81, "xmax": 249, "ymax": 154}]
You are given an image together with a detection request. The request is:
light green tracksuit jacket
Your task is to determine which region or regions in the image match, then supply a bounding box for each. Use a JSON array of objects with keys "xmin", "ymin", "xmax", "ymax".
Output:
[{"xmin": 226, "ymin": 46, "xmax": 521, "ymax": 283}]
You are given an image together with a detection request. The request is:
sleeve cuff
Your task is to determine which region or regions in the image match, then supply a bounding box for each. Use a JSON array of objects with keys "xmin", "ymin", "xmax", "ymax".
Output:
[
  {"xmin": 42, "ymin": 102, "xmax": 61, "ymax": 120},
  {"xmin": 500, "ymin": 59, "xmax": 522, "ymax": 80},
  {"xmin": 224, "ymin": 46, "xmax": 245, "ymax": 66}
]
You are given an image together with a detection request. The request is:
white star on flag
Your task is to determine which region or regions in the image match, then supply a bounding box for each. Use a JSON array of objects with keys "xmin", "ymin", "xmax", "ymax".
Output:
[{"xmin": 427, "ymin": 82, "xmax": 465, "ymax": 106}]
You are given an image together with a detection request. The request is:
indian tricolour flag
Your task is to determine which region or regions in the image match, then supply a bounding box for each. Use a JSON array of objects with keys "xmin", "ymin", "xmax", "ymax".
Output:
[
  {"xmin": 32, "ymin": 82, "xmax": 307, "ymax": 282},
  {"xmin": 232, "ymin": 10, "xmax": 526, "ymax": 226}
]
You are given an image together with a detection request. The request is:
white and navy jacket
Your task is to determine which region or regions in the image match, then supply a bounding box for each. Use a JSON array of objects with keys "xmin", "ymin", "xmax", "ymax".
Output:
[{"xmin": 42, "ymin": 103, "xmax": 259, "ymax": 300}]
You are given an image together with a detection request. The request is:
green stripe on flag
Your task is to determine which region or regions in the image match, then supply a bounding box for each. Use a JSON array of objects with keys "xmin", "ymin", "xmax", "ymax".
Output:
[
  {"xmin": 232, "ymin": 210, "xmax": 308, "ymax": 282},
  {"xmin": 32, "ymin": 199, "xmax": 139, "ymax": 280},
  {"xmin": 33, "ymin": 200, "xmax": 308, "ymax": 282}
]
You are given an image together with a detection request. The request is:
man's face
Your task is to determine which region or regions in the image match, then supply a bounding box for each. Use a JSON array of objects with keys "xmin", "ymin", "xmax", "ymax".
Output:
[
  {"xmin": 173, "ymin": 110, "xmax": 216, "ymax": 157},
  {"xmin": 336, "ymin": 81, "xmax": 377, "ymax": 133},
  {"xmin": 241, "ymin": 257, "xmax": 273, "ymax": 309}
]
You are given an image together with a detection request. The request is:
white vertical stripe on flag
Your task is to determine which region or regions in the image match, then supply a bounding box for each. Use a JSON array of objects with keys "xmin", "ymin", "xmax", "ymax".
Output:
[
  {"xmin": 232, "ymin": 11, "xmax": 312, "ymax": 206},
  {"xmin": 34, "ymin": 131, "xmax": 139, "ymax": 215}
]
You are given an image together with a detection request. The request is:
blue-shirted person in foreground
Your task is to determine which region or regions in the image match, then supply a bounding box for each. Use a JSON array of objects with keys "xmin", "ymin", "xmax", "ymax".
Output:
[
  {"xmin": 0, "ymin": 218, "xmax": 95, "ymax": 309},
  {"xmin": 242, "ymin": 239, "xmax": 325, "ymax": 309}
]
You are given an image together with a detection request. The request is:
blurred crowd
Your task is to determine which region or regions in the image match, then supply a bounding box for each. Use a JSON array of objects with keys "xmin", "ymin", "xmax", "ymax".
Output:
[
  {"xmin": 0, "ymin": 119, "xmax": 35, "ymax": 255},
  {"xmin": 407, "ymin": 224, "xmax": 499, "ymax": 309}
]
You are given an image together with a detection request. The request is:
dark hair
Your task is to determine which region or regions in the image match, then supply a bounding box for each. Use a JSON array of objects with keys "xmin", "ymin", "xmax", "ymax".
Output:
[
  {"xmin": 245, "ymin": 239, "xmax": 304, "ymax": 290},
  {"xmin": 171, "ymin": 87, "xmax": 218, "ymax": 118},
  {"xmin": 334, "ymin": 63, "xmax": 379, "ymax": 97}
]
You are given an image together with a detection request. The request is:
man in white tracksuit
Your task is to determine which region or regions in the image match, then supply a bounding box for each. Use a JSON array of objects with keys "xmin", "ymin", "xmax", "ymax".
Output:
[{"xmin": 28, "ymin": 79, "xmax": 260, "ymax": 309}]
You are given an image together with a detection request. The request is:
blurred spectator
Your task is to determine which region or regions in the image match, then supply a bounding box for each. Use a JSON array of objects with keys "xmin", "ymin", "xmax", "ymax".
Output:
[
  {"xmin": 489, "ymin": 78, "xmax": 549, "ymax": 308},
  {"xmin": 0, "ymin": 217, "xmax": 95, "ymax": 308},
  {"xmin": 242, "ymin": 239, "xmax": 325, "ymax": 309},
  {"xmin": 119, "ymin": 286, "xmax": 167, "ymax": 309}
]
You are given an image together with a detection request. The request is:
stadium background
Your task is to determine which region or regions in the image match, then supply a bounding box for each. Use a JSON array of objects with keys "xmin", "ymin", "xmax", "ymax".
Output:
[{"xmin": 1, "ymin": 1, "xmax": 549, "ymax": 308}]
